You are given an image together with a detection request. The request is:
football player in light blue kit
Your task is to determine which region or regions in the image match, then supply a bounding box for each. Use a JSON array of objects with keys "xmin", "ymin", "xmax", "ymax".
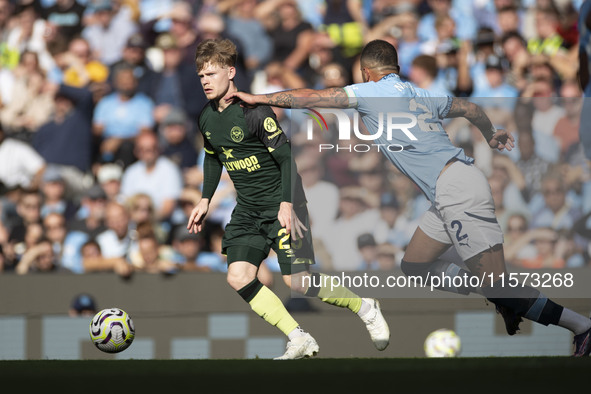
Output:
[{"xmin": 231, "ymin": 40, "xmax": 591, "ymax": 356}]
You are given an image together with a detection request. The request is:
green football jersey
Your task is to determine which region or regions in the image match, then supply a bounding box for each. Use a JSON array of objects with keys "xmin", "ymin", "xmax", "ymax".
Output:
[{"xmin": 198, "ymin": 102, "xmax": 303, "ymax": 210}]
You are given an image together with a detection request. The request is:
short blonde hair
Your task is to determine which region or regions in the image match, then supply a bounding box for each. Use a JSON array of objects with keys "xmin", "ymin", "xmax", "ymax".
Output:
[{"xmin": 194, "ymin": 38, "xmax": 237, "ymax": 72}]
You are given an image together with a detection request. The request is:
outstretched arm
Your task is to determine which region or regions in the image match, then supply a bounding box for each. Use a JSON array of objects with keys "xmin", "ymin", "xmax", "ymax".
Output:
[
  {"xmin": 446, "ymin": 97, "xmax": 514, "ymax": 151},
  {"xmin": 229, "ymin": 88, "xmax": 350, "ymax": 109}
]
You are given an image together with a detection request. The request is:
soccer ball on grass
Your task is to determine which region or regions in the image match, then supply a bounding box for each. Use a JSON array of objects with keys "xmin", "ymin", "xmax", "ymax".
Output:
[
  {"xmin": 424, "ymin": 328, "xmax": 461, "ymax": 358},
  {"xmin": 89, "ymin": 308, "xmax": 135, "ymax": 353}
]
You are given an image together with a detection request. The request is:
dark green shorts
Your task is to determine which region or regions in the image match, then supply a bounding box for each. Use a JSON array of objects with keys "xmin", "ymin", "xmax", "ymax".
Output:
[{"xmin": 222, "ymin": 204, "xmax": 315, "ymax": 275}]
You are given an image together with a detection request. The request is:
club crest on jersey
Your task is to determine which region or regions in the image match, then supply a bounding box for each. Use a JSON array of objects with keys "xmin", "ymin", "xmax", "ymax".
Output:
[
  {"xmin": 264, "ymin": 117, "xmax": 277, "ymax": 133},
  {"xmin": 230, "ymin": 126, "xmax": 244, "ymax": 142}
]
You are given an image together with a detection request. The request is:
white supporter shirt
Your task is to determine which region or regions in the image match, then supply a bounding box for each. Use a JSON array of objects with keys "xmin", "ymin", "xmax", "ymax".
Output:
[
  {"xmin": 120, "ymin": 156, "xmax": 183, "ymax": 212},
  {"xmin": 0, "ymin": 138, "xmax": 45, "ymax": 188}
]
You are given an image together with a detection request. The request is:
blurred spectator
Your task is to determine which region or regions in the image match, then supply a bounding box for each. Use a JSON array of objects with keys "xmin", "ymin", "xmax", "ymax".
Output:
[
  {"xmin": 374, "ymin": 191, "xmax": 410, "ymax": 251},
  {"xmin": 109, "ymin": 33, "xmax": 159, "ymax": 99},
  {"xmin": 41, "ymin": 0, "xmax": 86, "ymax": 40},
  {"xmin": 196, "ymin": 222, "xmax": 229, "ymax": 272},
  {"xmin": 169, "ymin": 225, "xmax": 211, "ymax": 272},
  {"xmin": 69, "ymin": 184, "xmax": 108, "ymax": 239},
  {"xmin": 134, "ymin": 229, "xmax": 178, "ymax": 274},
  {"xmin": 296, "ymin": 153, "xmax": 338, "ymax": 242},
  {"xmin": 82, "ymin": 0, "xmax": 137, "ymax": 66},
  {"xmin": 579, "ymin": 0, "xmax": 591, "ymax": 160},
  {"xmin": 160, "ymin": 107, "xmax": 198, "ymax": 170},
  {"xmin": 125, "ymin": 192, "xmax": 167, "ymax": 243},
  {"xmin": 62, "ymin": 37, "xmax": 109, "ymax": 89},
  {"xmin": 375, "ymin": 242, "xmax": 397, "ymax": 270},
  {"xmin": 525, "ymin": 77, "xmax": 563, "ymax": 163},
  {"xmin": 170, "ymin": 187, "xmax": 202, "ymax": 228},
  {"xmin": 15, "ymin": 237, "xmax": 68, "ymax": 274},
  {"xmin": 527, "ymin": 6, "xmax": 577, "ymax": 81},
  {"xmin": 516, "ymin": 131, "xmax": 551, "ymax": 202},
  {"xmin": 0, "ymin": 124, "xmax": 46, "ymax": 192},
  {"xmin": 420, "ymin": 13, "xmax": 456, "ymax": 56},
  {"xmin": 490, "ymin": 154, "xmax": 529, "ymax": 217},
  {"xmin": 164, "ymin": 1, "xmax": 199, "ymax": 65},
  {"xmin": 409, "ymin": 54, "xmax": 452, "ymax": 96},
  {"xmin": 69, "ymin": 293, "xmax": 97, "ymax": 317},
  {"xmin": 417, "ymin": 0, "xmax": 475, "ymax": 42},
  {"xmin": 258, "ymin": 0, "xmax": 314, "ymax": 79},
  {"xmin": 366, "ymin": 11, "xmax": 421, "ymax": 78},
  {"xmin": 96, "ymin": 201, "xmax": 137, "ymax": 259},
  {"xmin": 0, "ymin": 0, "xmax": 12, "ymax": 43},
  {"xmin": 33, "ymin": 83, "xmax": 94, "ymax": 182},
  {"xmin": 6, "ymin": 6, "xmax": 54, "ymax": 72},
  {"xmin": 82, "ymin": 238, "xmax": 133, "ymax": 277},
  {"xmin": 0, "ymin": 51, "xmax": 54, "ymax": 136},
  {"xmin": 530, "ymin": 171, "xmax": 582, "ymax": 231},
  {"xmin": 42, "ymin": 211, "xmax": 68, "ymax": 263},
  {"xmin": 220, "ymin": 0, "xmax": 272, "ymax": 72},
  {"xmin": 510, "ymin": 227, "xmax": 567, "ymax": 269},
  {"xmin": 354, "ymin": 165, "xmax": 386, "ymax": 209},
  {"xmin": 386, "ymin": 168, "xmax": 429, "ymax": 223},
  {"xmin": 120, "ymin": 131, "xmax": 183, "ymax": 220},
  {"xmin": 316, "ymin": 62, "xmax": 349, "ymax": 89},
  {"xmin": 503, "ymin": 213, "xmax": 532, "ymax": 265},
  {"xmin": 357, "ymin": 232, "xmax": 378, "ymax": 270},
  {"xmin": 61, "ymin": 185, "xmax": 107, "ymax": 274},
  {"xmin": 324, "ymin": 186, "xmax": 380, "ymax": 271},
  {"xmin": 320, "ymin": 0, "xmax": 365, "ymax": 62},
  {"xmin": 152, "ymin": 32, "xmax": 207, "ymax": 126},
  {"xmin": 500, "ymin": 31, "xmax": 530, "ymax": 92},
  {"xmin": 5, "ymin": 190, "xmax": 43, "ymax": 264},
  {"xmin": 496, "ymin": 5, "xmax": 521, "ymax": 36},
  {"xmin": 554, "ymin": 81, "xmax": 582, "ymax": 158},
  {"xmin": 39, "ymin": 167, "xmax": 78, "ymax": 220},
  {"xmin": 471, "ymin": 54, "xmax": 518, "ymax": 110},
  {"xmin": 96, "ymin": 163, "xmax": 123, "ymax": 202},
  {"xmin": 93, "ymin": 66, "xmax": 155, "ymax": 167}
]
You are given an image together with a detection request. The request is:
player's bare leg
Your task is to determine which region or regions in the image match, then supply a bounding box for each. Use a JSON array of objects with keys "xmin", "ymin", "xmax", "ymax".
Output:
[
  {"xmin": 285, "ymin": 270, "xmax": 390, "ymax": 351},
  {"xmin": 402, "ymin": 228, "xmax": 482, "ymax": 296},
  {"xmin": 227, "ymin": 261, "xmax": 318, "ymax": 359},
  {"xmin": 465, "ymin": 244, "xmax": 591, "ymax": 355},
  {"xmin": 401, "ymin": 229, "xmax": 591, "ymax": 355}
]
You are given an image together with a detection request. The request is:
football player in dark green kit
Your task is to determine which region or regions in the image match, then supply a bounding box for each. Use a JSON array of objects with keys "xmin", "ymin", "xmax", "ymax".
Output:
[{"xmin": 187, "ymin": 39, "xmax": 389, "ymax": 359}]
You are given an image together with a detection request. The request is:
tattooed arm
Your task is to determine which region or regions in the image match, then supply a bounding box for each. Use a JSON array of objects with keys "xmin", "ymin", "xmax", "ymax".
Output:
[
  {"xmin": 446, "ymin": 97, "xmax": 514, "ymax": 151},
  {"xmin": 229, "ymin": 88, "xmax": 350, "ymax": 109}
]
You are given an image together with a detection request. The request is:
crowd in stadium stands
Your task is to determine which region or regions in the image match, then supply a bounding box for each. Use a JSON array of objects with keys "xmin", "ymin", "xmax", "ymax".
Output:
[{"xmin": 0, "ymin": 0, "xmax": 590, "ymax": 276}]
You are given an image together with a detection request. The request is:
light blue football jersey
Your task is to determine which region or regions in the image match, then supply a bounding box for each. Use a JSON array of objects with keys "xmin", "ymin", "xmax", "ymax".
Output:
[{"xmin": 343, "ymin": 73, "xmax": 474, "ymax": 202}]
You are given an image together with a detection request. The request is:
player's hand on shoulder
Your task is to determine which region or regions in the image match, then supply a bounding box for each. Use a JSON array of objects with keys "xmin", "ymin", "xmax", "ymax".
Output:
[
  {"xmin": 226, "ymin": 91, "xmax": 258, "ymax": 107},
  {"xmin": 489, "ymin": 128, "xmax": 514, "ymax": 152},
  {"xmin": 187, "ymin": 199, "xmax": 210, "ymax": 234}
]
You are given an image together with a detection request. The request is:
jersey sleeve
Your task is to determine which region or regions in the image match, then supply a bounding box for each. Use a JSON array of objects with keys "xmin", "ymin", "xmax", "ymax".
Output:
[
  {"xmin": 244, "ymin": 106, "xmax": 288, "ymax": 151},
  {"xmin": 343, "ymin": 84, "xmax": 362, "ymax": 108},
  {"xmin": 420, "ymin": 89, "xmax": 453, "ymax": 119},
  {"xmin": 202, "ymin": 135, "xmax": 216, "ymax": 155}
]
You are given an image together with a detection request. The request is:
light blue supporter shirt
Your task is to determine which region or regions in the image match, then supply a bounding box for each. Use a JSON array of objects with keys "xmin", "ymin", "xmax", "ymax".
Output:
[
  {"xmin": 93, "ymin": 92, "xmax": 155, "ymax": 139},
  {"xmin": 343, "ymin": 73, "xmax": 473, "ymax": 203}
]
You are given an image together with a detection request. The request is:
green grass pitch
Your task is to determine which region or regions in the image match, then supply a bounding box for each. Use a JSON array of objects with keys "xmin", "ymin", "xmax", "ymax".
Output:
[{"xmin": 0, "ymin": 357, "xmax": 588, "ymax": 393}]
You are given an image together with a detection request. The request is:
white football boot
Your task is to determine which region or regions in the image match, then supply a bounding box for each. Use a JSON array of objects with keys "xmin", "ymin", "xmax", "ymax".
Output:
[
  {"xmin": 274, "ymin": 333, "xmax": 319, "ymax": 360},
  {"xmin": 359, "ymin": 298, "xmax": 390, "ymax": 351}
]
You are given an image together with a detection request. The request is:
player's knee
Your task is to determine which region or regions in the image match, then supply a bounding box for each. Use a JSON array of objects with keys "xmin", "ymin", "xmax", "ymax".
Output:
[{"xmin": 227, "ymin": 270, "xmax": 256, "ymax": 291}]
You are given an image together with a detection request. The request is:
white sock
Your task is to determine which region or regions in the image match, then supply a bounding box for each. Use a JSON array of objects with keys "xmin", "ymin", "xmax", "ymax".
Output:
[
  {"xmin": 558, "ymin": 308, "xmax": 591, "ymax": 335},
  {"xmin": 287, "ymin": 326, "xmax": 306, "ymax": 340},
  {"xmin": 356, "ymin": 299, "xmax": 372, "ymax": 317}
]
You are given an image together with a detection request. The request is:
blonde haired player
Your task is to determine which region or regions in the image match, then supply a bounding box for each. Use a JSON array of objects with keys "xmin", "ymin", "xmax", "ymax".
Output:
[{"xmin": 187, "ymin": 39, "xmax": 389, "ymax": 359}]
